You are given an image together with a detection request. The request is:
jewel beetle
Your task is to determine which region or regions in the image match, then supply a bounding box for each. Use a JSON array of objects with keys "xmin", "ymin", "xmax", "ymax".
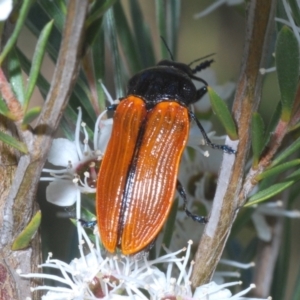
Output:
[{"xmin": 96, "ymin": 58, "xmax": 235, "ymax": 255}]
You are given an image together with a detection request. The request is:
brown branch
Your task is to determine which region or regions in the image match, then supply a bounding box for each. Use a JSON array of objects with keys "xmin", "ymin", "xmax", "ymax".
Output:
[
  {"xmin": 0, "ymin": 1, "xmax": 89, "ymax": 299},
  {"xmin": 191, "ymin": 0, "xmax": 277, "ymax": 287},
  {"xmin": 0, "ymin": 68, "xmax": 23, "ymax": 121}
]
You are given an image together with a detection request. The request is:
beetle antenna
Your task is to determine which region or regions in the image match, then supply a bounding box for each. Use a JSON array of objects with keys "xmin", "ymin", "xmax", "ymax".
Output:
[
  {"xmin": 188, "ymin": 53, "xmax": 215, "ymax": 67},
  {"xmin": 191, "ymin": 59, "xmax": 214, "ymax": 74},
  {"xmin": 160, "ymin": 36, "xmax": 174, "ymax": 61},
  {"xmin": 190, "ymin": 75, "xmax": 208, "ymax": 86}
]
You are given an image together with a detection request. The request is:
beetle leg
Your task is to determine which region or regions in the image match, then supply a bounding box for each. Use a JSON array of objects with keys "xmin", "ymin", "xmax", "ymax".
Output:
[
  {"xmin": 144, "ymin": 239, "xmax": 156, "ymax": 254},
  {"xmin": 195, "ymin": 86, "xmax": 208, "ymax": 100},
  {"xmin": 78, "ymin": 219, "xmax": 97, "ymax": 228},
  {"xmin": 107, "ymin": 104, "xmax": 118, "ymax": 111},
  {"xmin": 189, "ymin": 111, "xmax": 237, "ymax": 154},
  {"xmin": 188, "ymin": 78, "xmax": 208, "ymax": 102},
  {"xmin": 176, "ymin": 181, "xmax": 208, "ymax": 224}
]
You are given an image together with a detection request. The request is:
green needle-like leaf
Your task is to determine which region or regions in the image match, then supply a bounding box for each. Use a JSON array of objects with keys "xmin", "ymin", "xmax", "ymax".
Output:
[
  {"xmin": 24, "ymin": 20, "xmax": 54, "ymax": 111},
  {"xmin": 246, "ymin": 182, "xmax": 293, "ymax": 206},
  {"xmin": 271, "ymin": 136, "xmax": 300, "ymax": 168},
  {"xmin": 264, "ymin": 101, "xmax": 281, "ymax": 147},
  {"xmin": 276, "ymin": 26, "xmax": 300, "ymax": 122},
  {"xmin": 92, "ymin": 29, "xmax": 106, "ymax": 112},
  {"xmin": 86, "ymin": 0, "xmax": 116, "ymax": 46},
  {"xmin": 251, "ymin": 112, "xmax": 265, "ymax": 167},
  {"xmin": 38, "ymin": 0, "xmax": 66, "ymax": 32},
  {"xmin": 16, "ymin": 47, "xmax": 93, "ymax": 139},
  {"xmin": 26, "ymin": 3, "xmax": 97, "ymax": 127},
  {"xmin": 22, "ymin": 106, "xmax": 42, "ymax": 125},
  {"xmin": 81, "ymin": 206, "xmax": 96, "ymax": 221},
  {"xmin": 87, "ymin": 0, "xmax": 116, "ymax": 27},
  {"xmin": 208, "ymin": 86, "xmax": 238, "ymax": 140},
  {"xmin": 290, "ymin": 0, "xmax": 300, "ymax": 29},
  {"xmin": 7, "ymin": 49, "xmax": 25, "ymax": 105},
  {"xmin": 130, "ymin": 0, "xmax": 156, "ymax": 68},
  {"xmin": 16, "ymin": 47, "xmax": 50, "ymax": 99},
  {"xmin": 155, "ymin": 0, "xmax": 168, "ymax": 59},
  {"xmin": 246, "ymin": 168, "xmax": 300, "ymax": 206},
  {"xmin": 12, "ymin": 211, "xmax": 41, "ymax": 250},
  {"xmin": 0, "ymin": 131, "xmax": 28, "ymax": 153},
  {"xmin": 105, "ymin": 8, "xmax": 124, "ymax": 98},
  {"xmin": 166, "ymin": 0, "xmax": 181, "ymax": 58},
  {"xmin": 113, "ymin": 1, "xmax": 142, "ymax": 74},
  {"xmin": 0, "ymin": 98, "xmax": 9, "ymax": 115},
  {"xmin": 0, "ymin": 98, "xmax": 17, "ymax": 120},
  {"xmin": 0, "ymin": 0, "xmax": 34, "ymax": 65},
  {"xmin": 256, "ymin": 159, "xmax": 300, "ymax": 181},
  {"xmin": 26, "ymin": 3, "xmax": 61, "ymax": 63}
]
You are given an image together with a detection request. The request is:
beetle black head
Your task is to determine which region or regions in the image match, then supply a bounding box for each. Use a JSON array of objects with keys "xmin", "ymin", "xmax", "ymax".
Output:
[{"xmin": 126, "ymin": 59, "xmax": 212, "ymax": 108}]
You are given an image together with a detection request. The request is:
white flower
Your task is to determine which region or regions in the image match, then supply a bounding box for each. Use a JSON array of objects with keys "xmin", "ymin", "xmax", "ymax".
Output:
[
  {"xmin": 41, "ymin": 107, "xmax": 113, "ymax": 206},
  {"xmin": 0, "ymin": 0, "xmax": 12, "ymax": 21},
  {"xmin": 20, "ymin": 224, "xmax": 270, "ymax": 300},
  {"xmin": 25, "ymin": 162, "xmax": 269, "ymax": 299},
  {"xmin": 194, "ymin": 0, "xmax": 244, "ymax": 19},
  {"xmin": 213, "ymin": 259, "xmax": 255, "ymax": 284},
  {"xmin": 251, "ymin": 200, "xmax": 300, "ymax": 242}
]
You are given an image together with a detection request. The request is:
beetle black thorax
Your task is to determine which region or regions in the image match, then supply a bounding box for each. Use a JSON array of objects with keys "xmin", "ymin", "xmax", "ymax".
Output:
[{"xmin": 127, "ymin": 61, "xmax": 197, "ymax": 109}]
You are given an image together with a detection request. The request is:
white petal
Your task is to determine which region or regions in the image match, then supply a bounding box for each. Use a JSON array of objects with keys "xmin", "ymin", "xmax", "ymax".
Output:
[
  {"xmin": 0, "ymin": 0, "xmax": 12, "ymax": 21},
  {"xmin": 214, "ymin": 81, "xmax": 235, "ymax": 100},
  {"xmin": 46, "ymin": 180, "xmax": 77, "ymax": 206},
  {"xmin": 194, "ymin": 0, "xmax": 225, "ymax": 19},
  {"xmin": 252, "ymin": 212, "xmax": 272, "ymax": 242},
  {"xmin": 194, "ymin": 69, "xmax": 217, "ymax": 89},
  {"xmin": 188, "ymin": 121, "xmax": 212, "ymax": 143},
  {"xmin": 194, "ymin": 282, "xmax": 232, "ymax": 298},
  {"xmin": 48, "ymin": 138, "xmax": 79, "ymax": 167},
  {"xmin": 109, "ymin": 296, "xmax": 142, "ymax": 299},
  {"xmin": 209, "ymin": 289, "xmax": 232, "ymax": 299},
  {"xmin": 97, "ymin": 119, "xmax": 113, "ymax": 153},
  {"xmin": 194, "ymin": 94, "xmax": 211, "ymax": 112},
  {"xmin": 42, "ymin": 291, "xmax": 73, "ymax": 300},
  {"xmin": 70, "ymin": 253, "xmax": 99, "ymax": 274},
  {"xmin": 141, "ymin": 267, "xmax": 167, "ymax": 290},
  {"xmin": 193, "ymin": 68, "xmax": 235, "ymax": 111},
  {"xmin": 202, "ymin": 68, "xmax": 218, "ymax": 84}
]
